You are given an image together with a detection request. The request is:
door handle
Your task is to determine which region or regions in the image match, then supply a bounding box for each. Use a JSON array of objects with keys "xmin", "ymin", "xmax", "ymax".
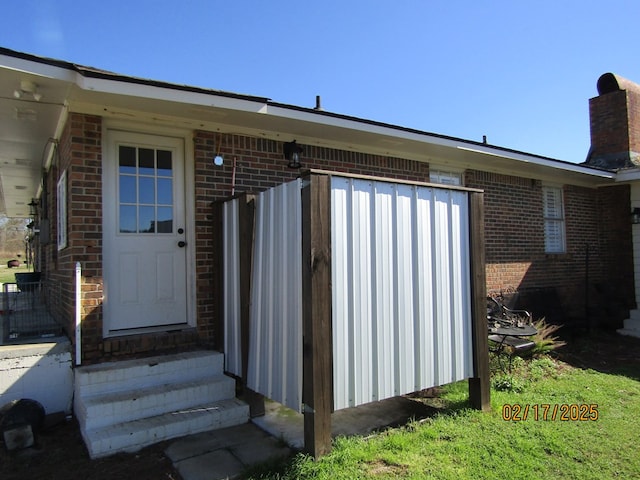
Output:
[{"xmin": 178, "ymin": 241, "xmax": 187, "ymax": 248}]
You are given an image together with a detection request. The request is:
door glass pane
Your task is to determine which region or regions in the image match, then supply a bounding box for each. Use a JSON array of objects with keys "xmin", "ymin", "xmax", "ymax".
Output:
[
  {"xmin": 118, "ymin": 145, "xmax": 175, "ymax": 235},
  {"xmin": 157, "ymin": 207, "xmax": 173, "ymax": 233},
  {"xmin": 119, "ymin": 146, "xmax": 136, "ymax": 174},
  {"xmin": 157, "ymin": 178, "xmax": 173, "ymax": 205},
  {"xmin": 138, "ymin": 177, "xmax": 155, "ymax": 204},
  {"xmin": 119, "ymin": 205, "xmax": 137, "ymax": 233},
  {"xmin": 139, "ymin": 148, "xmax": 155, "ymax": 175},
  {"xmin": 139, "ymin": 206, "xmax": 156, "ymax": 233},
  {"xmin": 119, "ymin": 176, "xmax": 136, "ymax": 203},
  {"xmin": 157, "ymin": 150, "xmax": 172, "ymax": 177}
]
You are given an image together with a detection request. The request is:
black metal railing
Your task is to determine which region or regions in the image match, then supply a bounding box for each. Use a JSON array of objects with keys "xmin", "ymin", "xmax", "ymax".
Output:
[{"xmin": 1, "ymin": 275, "xmax": 64, "ymax": 344}]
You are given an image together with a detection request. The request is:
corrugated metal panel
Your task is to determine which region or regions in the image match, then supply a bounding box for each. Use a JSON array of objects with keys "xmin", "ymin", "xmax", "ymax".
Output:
[
  {"xmin": 331, "ymin": 177, "xmax": 473, "ymax": 410},
  {"xmin": 247, "ymin": 179, "xmax": 303, "ymax": 412},
  {"xmin": 222, "ymin": 198, "xmax": 242, "ymax": 377}
]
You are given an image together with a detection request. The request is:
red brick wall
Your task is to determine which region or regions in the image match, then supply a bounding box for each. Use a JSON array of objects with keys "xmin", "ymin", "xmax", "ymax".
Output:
[
  {"xmin": 465, "ymin": 170, "xmax": 632, "ymax": 326},
  {"xmin": 594, "ymin": 185, "xmax": 635, "ymax": 324},
  {"xmin": 193, "ymin": 131, "xmax": 431, "ymax": 347},
  {"xmin": 43, "ymin": 116, "xmax": 633, "ymax": 363}
]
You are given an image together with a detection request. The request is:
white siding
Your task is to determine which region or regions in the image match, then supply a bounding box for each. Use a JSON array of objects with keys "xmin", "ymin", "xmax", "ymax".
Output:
[
  {"xmin": 331, "ymin": 177, "xmax": 473, "ymax": 410},
  {"xmin": 222, "ymin": 198, "xmax": 242, "ymax": 377},
  {"xmin": 247, "ymin": 179, "xmax": 303, "ymax": 412}
]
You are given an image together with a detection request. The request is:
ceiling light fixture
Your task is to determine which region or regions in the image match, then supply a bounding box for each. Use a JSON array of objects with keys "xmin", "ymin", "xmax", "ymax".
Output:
[{"xmin": 13, "ymin": 80, "xmax": 42, "ymax": 102}]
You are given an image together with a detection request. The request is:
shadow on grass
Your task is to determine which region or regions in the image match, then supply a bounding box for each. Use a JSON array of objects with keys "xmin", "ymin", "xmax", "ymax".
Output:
[
  {"xmin": 242, "ymin": 395, "xmax": 472, "ymax": 480},
  {"xmin": 554, "ymin": 328, "xmax": 640, "ymax": 381}
]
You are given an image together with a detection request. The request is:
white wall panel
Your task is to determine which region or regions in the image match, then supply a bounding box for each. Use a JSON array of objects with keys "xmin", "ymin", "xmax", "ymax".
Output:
[
  {"xmin": 331, "ymin": 177, "xmax": 473, "ymax": 410},
  {"xmin": 222, "ymin": 198, "xmax": 242, "ymax": 377},
  {"xmin": 247, "ymin": 179, "xmax": 303, "ymax": 412}
]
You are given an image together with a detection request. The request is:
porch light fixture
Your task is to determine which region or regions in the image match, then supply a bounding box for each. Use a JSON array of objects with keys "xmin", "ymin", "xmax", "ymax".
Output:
[
  {"xmin": 283, "ymin": 140, "xmax": 303, "ymax": 169},
  {"xmin": 632, "ymin": 207, "xmax": 640, "ymax": 224},
  {"xmin": 28, "ymin": 199, "xmax": 38, "ymax": 218}
]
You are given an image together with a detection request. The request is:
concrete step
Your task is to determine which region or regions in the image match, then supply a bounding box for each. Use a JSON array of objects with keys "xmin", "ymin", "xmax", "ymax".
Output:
[
  {"xmin": 74, "ymin": 350, "xmax": 250, "ymax": 458},
  {"xmin": 617, "ymin": 315, "xmax": 640, "ymax": 338},
  {"xmin": 76, "ymin": 374, "xmax": 236, "ymax": 430},
  {"xmin": 623, "ymin": 317, "xmax": 640, "ymax": 330},
  {"xmin": 75, "ymin": 351, "xmax": 224, "ymax": 397},
  {"xmin": 83, "ymin": 398, "xmax": 249, "ymax": 459}
]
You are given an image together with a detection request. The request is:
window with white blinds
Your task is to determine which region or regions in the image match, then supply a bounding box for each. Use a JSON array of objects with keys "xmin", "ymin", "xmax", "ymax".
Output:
[
  {"xmin": 430, "ymin": 169, "xmax": 462, "ymax": 186},
  {"xmin": 542, "ymin": 186, "xmax": 565, "ymax": 253}
]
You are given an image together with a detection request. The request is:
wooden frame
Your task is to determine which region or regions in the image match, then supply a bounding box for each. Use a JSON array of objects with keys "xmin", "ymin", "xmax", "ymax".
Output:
[
  {"xmin": 216, "ymin": 171, "xmax": 490, "ymax": 458},
  {"xmin": 301, "ymin": 173, "xmax": 333, "ymax": 457}
]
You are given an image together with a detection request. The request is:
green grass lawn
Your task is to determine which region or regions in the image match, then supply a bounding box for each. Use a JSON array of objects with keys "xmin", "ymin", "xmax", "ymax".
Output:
[{"xmin": 246, "ymin": 343, "xmax": 640, "ymax": 479}]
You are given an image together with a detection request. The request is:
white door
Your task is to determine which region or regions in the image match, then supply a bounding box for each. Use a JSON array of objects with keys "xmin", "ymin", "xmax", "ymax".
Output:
[{"xmin": 103, "ymin": 130, "xmax": 189, "ymax": 334}]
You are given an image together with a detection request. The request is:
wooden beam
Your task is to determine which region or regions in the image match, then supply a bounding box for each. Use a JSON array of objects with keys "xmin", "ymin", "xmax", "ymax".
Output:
[
  {"xmin": 302, "ymin": 173, "xmax": 333, "ymax": 458},
  {"xmin": 238, "ymin": 194, "xmax": 255, "ymax": 382},
  {"xmin": 237, "ymin": 195, "xmax": 265, "ymax": 418},
  {"xmin": 468, "ymin": 191, "xmax": 491, "ymax": 411}
]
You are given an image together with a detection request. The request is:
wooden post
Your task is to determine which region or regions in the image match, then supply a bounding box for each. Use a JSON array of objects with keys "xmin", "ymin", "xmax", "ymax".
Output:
[
  {"xmin": 468, "ymin": 191, "xmax": 491, "ymax": 411},
  {"xmin": 237, "ymin": 195, "xmax": 264, "ymax": 417},
  {"xmin": 302, "ymin": 173, "xmax": 333, "ymax": 458}
]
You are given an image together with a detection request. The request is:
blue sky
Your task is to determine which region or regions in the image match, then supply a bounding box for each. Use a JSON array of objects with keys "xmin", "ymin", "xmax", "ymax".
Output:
[{"xmin": 2, "ymin": 0, "xmax": 640, "ymax": 163}]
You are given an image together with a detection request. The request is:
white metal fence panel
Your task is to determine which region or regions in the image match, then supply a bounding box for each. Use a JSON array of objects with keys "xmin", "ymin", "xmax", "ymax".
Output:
[
  {"xmin": 247, "ymin": 179, "xmax": 303, "ymax": 412},
  {"xmin": 222, "ymin": 198, "xmax": 242, "ymax": 377},
  {"xmin": 331, "ymin": 177, "xmax": 473, "ymax": 410}
]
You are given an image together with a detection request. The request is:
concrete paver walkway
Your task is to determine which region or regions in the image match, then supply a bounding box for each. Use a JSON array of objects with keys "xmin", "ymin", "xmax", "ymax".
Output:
[
  {"xmin": 165, "ymin": 395, "xmax": 437, "ymax": 480},
  {"xmin": 165, "ymin": 422, "xmax": 291, "ymax": 480}
]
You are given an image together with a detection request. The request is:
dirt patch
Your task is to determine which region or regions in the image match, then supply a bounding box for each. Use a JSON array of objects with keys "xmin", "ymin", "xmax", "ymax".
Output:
[
  {"xmin": 555, "ymin": 330, "xmax": 640, "ymax": 378},
  {"xmin": 365, "ymin": 459, "xmax": 409, "ymax": 477},
  {"xmin": 0, "ymin": 417, "xmax": 180, "ymax": 480}
]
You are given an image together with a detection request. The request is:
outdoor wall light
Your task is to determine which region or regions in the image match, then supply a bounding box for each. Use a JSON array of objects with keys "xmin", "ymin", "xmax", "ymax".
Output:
[
  {"xmin": 28, "ymin": 199, "xmax": 38, "ymax": 217},
  {"xmin": 632, "ymin": 207, "xmax": 640, "ymax": 224},
  {"xmin": 283, "ymin": 140, "xmax": 303, "ymax": 169}
]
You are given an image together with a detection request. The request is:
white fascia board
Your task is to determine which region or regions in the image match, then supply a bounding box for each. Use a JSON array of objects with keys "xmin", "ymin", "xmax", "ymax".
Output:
[
  {"xmin": 77, "ymin": 76, "xmax": 269, "ymax": 114},
  {"xmin": 263, "ymin": 104, "xmax": 457, "ymax": 147},
  {"xmin": 615, "ymin": 168, "xmax": 640, "ymax": 182},
  {"xmin": 265, "ymin": 104, "xmax": 616, "ymax": 180},
  {"xmin": 0, "ymin": 53, "xmax": 78, "ymax": 83},
  {"xmin": 456, "ymin": 145, "xmax": 616, "ymax": 180}
]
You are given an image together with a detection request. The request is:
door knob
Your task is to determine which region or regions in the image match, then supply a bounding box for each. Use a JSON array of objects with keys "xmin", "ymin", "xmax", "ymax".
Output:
[{"xmin": 178, "ymin": 241, "xmax": 187, "ymax": 248}]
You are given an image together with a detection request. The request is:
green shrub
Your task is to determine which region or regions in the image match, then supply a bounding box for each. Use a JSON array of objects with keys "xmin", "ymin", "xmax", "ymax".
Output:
[
  {"xmin": 529, "ymin": 318, "xmax": 566, "ymax": 355},
  {"xmin": 492, "ymin": 374, "xmax": 525, "ymax": 392}
]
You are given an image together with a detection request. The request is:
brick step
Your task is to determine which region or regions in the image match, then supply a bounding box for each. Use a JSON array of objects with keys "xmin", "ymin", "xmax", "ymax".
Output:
[
  {"xmin": 75, "ymin": 351, "xmax": 224, "ymax": 397},
  {"xmin": 82, "ymin": 398, "xmax": 249, "ymax": 458},
  {"xmin": 76, "ymin": 374, "xmax": 236, "ymax": 430}
]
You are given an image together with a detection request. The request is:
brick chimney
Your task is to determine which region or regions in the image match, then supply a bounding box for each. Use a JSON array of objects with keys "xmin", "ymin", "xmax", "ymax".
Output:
[{"xmin": 585, "ymin": 73, "xmax": 640, "ymax": 169}]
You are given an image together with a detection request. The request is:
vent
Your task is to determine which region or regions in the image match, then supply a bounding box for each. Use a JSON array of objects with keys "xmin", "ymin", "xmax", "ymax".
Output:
[{"xmin": 14, "ymin": 108, "xmax": 37, "ymax": 121}]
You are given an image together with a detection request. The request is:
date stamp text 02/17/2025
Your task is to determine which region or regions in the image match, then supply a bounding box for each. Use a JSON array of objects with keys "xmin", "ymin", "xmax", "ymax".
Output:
[{"xmin": 501, "ymin": 404, "xmax": 599, "ymax": 422}]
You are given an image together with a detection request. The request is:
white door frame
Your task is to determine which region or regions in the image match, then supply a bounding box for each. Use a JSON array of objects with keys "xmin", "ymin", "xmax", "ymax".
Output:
[{"xmin": 101, "ymin": 121, "xmax": 196, "ymax": 337}]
